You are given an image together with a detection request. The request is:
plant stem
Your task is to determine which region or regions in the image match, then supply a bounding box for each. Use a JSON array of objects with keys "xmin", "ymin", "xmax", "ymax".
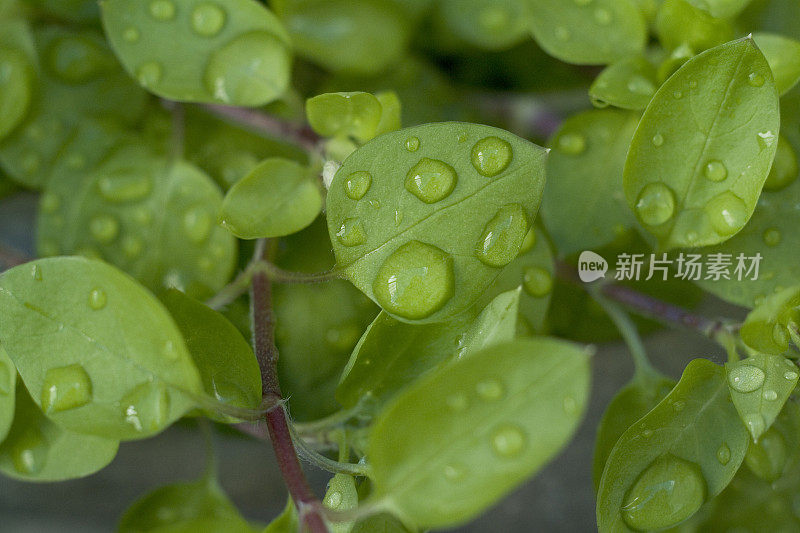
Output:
[{"xmin": 249, "ymin": 240, "xmax": 329, "ymax": 533}]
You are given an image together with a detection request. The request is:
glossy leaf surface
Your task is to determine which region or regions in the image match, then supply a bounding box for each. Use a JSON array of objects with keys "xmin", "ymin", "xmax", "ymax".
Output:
[
  {"xmin": 753, "ymin": 32, "xmax": 800, "ymax": 95},
  {"xmin": 740, "ymin": 285, "xmax": 800, "ymax": 354},
  {"xmin": 655, "ymin": 0, "xmax": 734, "ymax": 53},
  {"xmin": 589, "ymin": 57, "xmax": 658, "ymax": 110}
]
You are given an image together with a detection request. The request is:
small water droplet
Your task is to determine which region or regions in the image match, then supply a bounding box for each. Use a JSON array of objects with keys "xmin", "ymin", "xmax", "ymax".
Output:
[
  {"xmin": 40, "ymin": 364, "xmax": 93, "ymax": 413},
  {"xmin": 523, "ymin": 267, "xmax": 553, "ymax": 297},
  {"xmin": 40, "ymin": 193, "xmax": 60, "ymax": 213},
  {"xmin": 491, "ymin": 424, "xmax": 526, "ymax": 458},
  {"xmin": 476, "ymin": 379, "xmax": 505, "ymax": 401},
  {"xmin": 344, "ymin": 171, "xmax": 371, "ymax": 200},
  {"xmin": 705, "ymin": 191, "xmax": 748, "ymax": 236},
  {"xmin": 405, "ymin": 136, "xmax": 420, "ymax": 152},
  {"xmin": 784, "ymin": 371, "xmax": 798, "ymax": 381},
  {"xmin": 31, "ymin": 264, "xmax": 43, "ymax": 281},
  {"xmin": 182, "ymin": 207, "xmax": 212, "ymax": 244},
  {"xmin": 123, "ymin": 27, "xmax": 140, "ymax": 43},
  {"xmin": 372, "ymin": 241, "xmax": 454, "ymax": 320},
  {"xmin": 651, "ymin": 133, "xmax": 664, "ymax": 147},
  {"xmin": 627, "ymin": 75, "xmax": 655, "ymax": 96},
  {"xmin": 191, "ymin": 3, "xmax": 226, "ymax": 37},
  {"xmin": 716, "ymin": 443, "xmax": 731, "ymax": 465},
  {"xmin": 121, "ymin": 382, "xmax": 170, "ymax": 433},
  {"xmin": 394, "ymin": 209, "xmax": 403, "ymax": 226},
  {"xmin": 757, "ymin": 131, "xmax": 777, "ymax": 150},
  {"xmin": 136, "ymin": 62, "xmax": 163, "ymax": 87},
  {"xmin": 336, "ymin": 218, "xmax": 366, "ymax": 247},
  {"xmin": 635, "ymin": 182, "xmax": 675, "ymax": 226},
  {"xmin": 593, "ymin": 7, "xmax": 612, "ymax": 24},
  {"xmin": 763, "ymin": 389, "xmax": 778, "ymax": 401},
  {"xmin": 162, "ymin": 340, "xmax": 179, "ymax": 361},
  {"xmin": 673, "ymin": 90, "xmax": 683, "ymax": 99},
  {"xmin": 748, "ymin": 72, "xmax": 765, "ymax": 87},
  {"xmin": 405, "ymin": 158, "xmax": 457, "ymax": 203},
  {"xmin": 745, "ymin": 413, "xmax": 766, "ymax": 439},
  {"xmin": 89, "ymin": 215, "xmax": 120, "ymax": 244},
  {"xmin": 443, "ymin": 462, "xmax": 467, "ymax": 481},
  {"xmin": 728, "ymin": 365, "xmax": 766, "ymax": 392},
  {"xmin": 476, "ymin": 204, "xmax": 529, "ymax": 267},
  {"xmin": 703, "ymin": 160, "xmax": 727, "ymax": 182},
  {"xmin": 325, "ymin": 490, "xmax": 343, "ymax": 509},
  {"xmin": 149, "ymin": 0, "xmax": 176, "ymax": 20},
  {"xmin": 556, "ymin": 132, "xmax": 586, "ymax": 155},
  {"xmin": 97, "ymin": 170, "xmax": 152, "ymax": 203},
  {"xmin": 88, "ymin": 288, "xmax": 107, "ymax": 310},
  {"xmin": 555, "ymin": 26, "xmax": 570, "ymax": 41},
  {"xmin": 471, "ymin": 136, "xmax": 513, "ymax": 177},
  {"xmin": 672, "ymin": 400, "xmax": 685, "ymax": 412},
  {"xmin": 642, "ymin": 429, "xmax": 653, "ymax": 438},
  {"xmin": 763, "ymin": 227, "xmax": 781, "ymax": 247},
  {"xmin": 10, "ymin": 428, "xmax": 47, "ymax": 475}
]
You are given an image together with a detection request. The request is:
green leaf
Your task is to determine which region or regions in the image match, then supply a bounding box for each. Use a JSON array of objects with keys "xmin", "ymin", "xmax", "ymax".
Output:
[
  {"xmin": 367, "ymin": 338, "xmax": 591, "ymax": 529},
  {"xmin": 306, "ymin": 92, "xmax": 384, "ymax": 143},
  {"xmin": 0, "ymin": 45, "xmax": 33, "ymax": 140},
  {"xmin": 28, "ymin": 0, "xmax": 99, "ymax": 23},
  {"xmin": 0, "ymin": 381, "xmax": 118, "ymax": 481},
  {"xmin": 352, "ymin": 513, "xmax": 412, "ymax": 533},
  {"xmin": 101, "ymin": 0, "xmax": 291, "ymax": 106},
  {"xmin": 336, "ymin": 288, "xmax": 520, "ymax": 412},
  {"xmin": 118, "ymin": 477, "xmax": 256, "ymax": 533},
  {"xmin": 589, "ymin": 57, "xmax": 659, "ymax": 110},
  {"xmin": 374, "ymin": 91, "xmax": 402, "ymax": 137},
  {"xmin": 323, "ymin": 474, "xmax": 359, "ymax": 533},
  {"xmin": 0, "ymin": 343, "xmax": 17, "ymax": 443},
  {"xmin": 685, "ymin": 0, "xmax": 752, "ymax": 18},
  {"xmin": 327, "ymin": 122, "xmax": 547, "ymax": 323},
  {"xmin": 219, "ymin": 158, "xmax": 322, "ymax": 239},
  {"xmin": 597, "ymin": 359, "xmax": 749, "ymax": 533},
  {"xmin": 528, "ymin": 0, "xmax": 647, "ymax": 65},
  {"xmin": 740, "ymin": 285, "xmax": 800, "ymax": 354},
  {"xmin": 764, "ymin": 133, "xmax": 798, "ymax": 191},
  {"xmin": 160, "ymin": 289, "xmax": 262, "ymax": 416},
  {"xmin": 272, "ymin": 0, "xmax": 410, "ymax": 75},
  {"xmin": 262, "ymin": 498, "xmax": 298, "ymax": 533},
  {"xmin": 725, "ymin": 354, "xmax": 798, "ymax": 441},
  {"xmin": 37, "ymin": 145, "xmax": 237, "ymax": 298},
  {"xmin": 623, "ymin": 37, "xmax": 780, "ymax": 250},
  {"xmin": 655, "ymin": 0, "xmax": 735, "ymax": 52},
  {"xmin": 0, "ymin": 257, "xmax": 204, "ymax": 441},
  {"xmin": 753, "ymin": 32, "xmax": 800, "ymax": 95},
  {"xmin": 593, "ymin": 373, "xmax": 677, "ymax": 491},
  {"xmin": 438, "ymin": 0, "xmax": 532, "ymax": 50},
  {"xmin": 543, "ymin": 109, "xmax": 639, "ymax": 255}
]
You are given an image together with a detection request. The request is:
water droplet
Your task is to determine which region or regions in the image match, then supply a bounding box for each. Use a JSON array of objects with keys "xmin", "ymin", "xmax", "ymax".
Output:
[
  {"xmin": 728, "ymin": 365, "xmax": 765, "ymax": 392},
  {"xmin": 372, "ymin": 241, "xmax": 454, "ymax": 320},
  {"xmin": 476, "ymin": 204, "xmax": 529, "ymax": 267},
  {"xmin": 476, "ymin": 379, "xmax": 505, "ymax": 401},
  {"xmin": 97, "ymin": 170, "xmax": 152, "ymax": 202},
  {"xmin": 471, "ymin": 136, "xmax": 513, "ymax": 177},
  {"xmin": 121, "ymin": 382, "xmax": 170, "ymax": 433},
  {"xmin": 703, "ymin": 160, "xmax": 727, "ymax": 182},
  {"xmin": 705, "ymin": 191, "xmax": 748, "ymax": 236},
  {"xmin": 745, "ymin": 413, "xmax": 766, "ymax": 439},
  {"xmin": 88, "ymin": 288, "xmax": 107, "ymax": 310},
  {"xmin": 444, "ymin": 462, "xmax": 467, "ymax": 481},
  {"xmin": 642, "ymin": 429, "xmax": 653, "ymax": 438},
  {"xmin": 149, "ymin": 0, "xmax": 176, "ymax": 20},
  {"xmin": 593, "ymin": 7, "xmax": 612, "ymax": 24},
  {"xmin": 672, "ymin": 400, "xmax": 685, "ymax": 412},
  {"xmin": 40, "ymin": 193, "xmax": 60, "ymax": 213},
  {"xmin": 757, "ymin": 131, "xmax": 777, "ymax": 150},
  {"xmin": 405, "ymin": 136, "xmax": 420, "ymax": 152},
  {"xmin": 40, "ymin": 364, "xmax": 93, "ymax": 413},
  {"xmin": 446, "ymin": 393, "xmax": 468, "ymax": 411},
  {"xmin": 627, "ymin": 75, "xmax": 655, "ymax": 96},
  {"xmin": 555, "ymin": 26, "xmax": 570, "ymax": 41},
  {"xmin": 336, "ymin": 218, "xmax": 366, "ymax": 247},
  {"xmin": 673, "ymin": 90, "xmax": 683, "ymax": 99},
  {"xmin": 621, "ymin": 455, "xmax": 706, "ymax": 531},
  {"xmin": 325, "ymin": 490, "xmax": 343, "ymax": 509},
  {"xmin": 763, "ymin": 227, "xmax": 781, "ymax": 247},
  {"xmin": 394, "ymin": 210, "xmax": 403, "ymax": 226},
  {"xmin": 31, "ymin": 264, "xmax": 43, "ymax": 281},
  {"xmin": 716, "ymin": 443, "xmax": 731, "ymax": 465},
  {"xmin": 182, "ymin": 207, "xmax": 212, "ymax": 244},
  {"xmin": 523, "ymin": 267, "xmax": 553, "ymax": 297},
  {"xmin": 784, "ymin": 371, "xmax": 798, "ymax": 381},
  {"xmin": 651, "ymin": 133, "xmax": 664, "ymax": 147},
  {"xmin": 204, "ymin": 32, "xmax": 290, "ymax": 106},
  {"xmin": 89, "ymin": 215, "xmax": 120, "ymax": 244},
  {"xmin": 635, "ymin": 182, "xmax": 675, "ymax": 226},
  {"xmin": 763, "ymin": 389, "xmax": 778, "ymax": 401},
  {"xmin": 748, "ymin": 72, "xmax": 765, "ymax": 87},
  {"xmin": 10, "ymin": 427, "xmax": 46, "ymax": 475},
  {"xmin": 344, "ymin": 171, "xmax": 371, "ymax": 200},
  {"xmin": 405, "ymin": 158, "xmax": 458, "ymax": 203},
  {"xmin": 162, "ymin": 340, "xmax": 179, "ymax": 361},
  {"xmin": 123, "ymin": 27, "xmax": 140, "ymax": 43},
  {"xmin": 491, "ymin": 424, "xmax": 526, "ymax": 458},
  {"xmin": 556, "ymin": 132, "xmax": 586, "ymax": 155},
  {"xmin": 191, "ymin": 3, "xmax": 226, "ymax": 37},
  {"xmin": 136, "ymin": 62, "xmax": 163, "ymax": 87}
]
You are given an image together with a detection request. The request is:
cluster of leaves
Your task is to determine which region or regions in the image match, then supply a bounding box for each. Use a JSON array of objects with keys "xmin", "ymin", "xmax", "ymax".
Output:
[{"xmin": 0, "ymin": 0, "xmax": 799, "ymax": 531}]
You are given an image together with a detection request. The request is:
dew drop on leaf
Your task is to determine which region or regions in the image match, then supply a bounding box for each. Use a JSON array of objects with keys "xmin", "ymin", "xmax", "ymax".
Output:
[
  {"xmin": 745, "ymin": 413, "xmax": 766, "ymax": 439},
  {"xmin": 651, "ymin": 133, "xmax": 664, "ymax": 147},
  {"xmin": 191, "ymin": 3, "xmax": 226, "ymax": 37},
  {"xmin": 89, "ymin": 215, "xmax": 120, "ymax": 244},
  {"xmin": 475, "ymin": 204, "xmax": 529, "ymax": 267},
  {"xmin": 10, "ymin": 428, "xmax": 47, "ymax": 475},
  {"xmin": 88, "ymin": 288, "xmax": 107, "ymax": 310},
  {"xmin": 748, "ymin": 72, "xmax": 765, "ymax": 87},
  {"xmin": 556, "ymin": 132, "xmax": 586, "ymax": 155},
  {"xmin": 446, "ymin": 393, "xmax": 468, "ymax": 411},
  {"xmin": 476, "ymin": 379, "xmax": 504, "ymax": 401},
  {"xmin": 122, "ymin": 27, "xmax": 140, "ymax": 43},
  {"xmin": 344, "ymin": 171, "xmax": 371, "ymax": 200},
  {"xmin": 31, "ymin": 264, "xmax": 43, "ymax": 281},
  {"xmin": 705, "ymin": 191, "xmax": 748, "ymax": 236},
  {"xmin": 523, "ymin": 266, "xmax": 553, "ymax": 298},
  {"xmin": 405, "ymin": 136, "xmax": 420, "ymax": 152},
  {"xmin": 635, "ymin": 182, "xmax": 675, "ymax": 226},
  {"xmin": 97, "ymin": 171, "xmax": 153, "ymax": 203},
  {"xmin": 716, "ymin": 443, "xmax": 731, "ymax": 465},
  {"xmin": 136, "ymin": 62, "xmax": 163, "ymax": 88},
  {"xmin": 121, "ymin": 382, "xmax": 170, "ymax": 433},
  {"xmin": 470, "ymin": 136, "xmax": 513, "ymax": 177},
  {"xmin": 40, "ymin": 364, "xmax": 93, "ymax": 414},
  {"xmin": 763, "ymin": 389, "xmax": 778, "ymax": 401},
  {"xmin": 491, "ymin": 424, "xmax": 526, "ymax": 458},
  {"xmin": 405, "ymin": 158, "xmax": 458, "ymax": 203},
  {"xmin": 593, "ymin": 8, "xmax": 612, "ymax": 25},
  {"xmin": 336, "ymin": 218, "xmax": 366, "ymax": 247},
  {"xmin": 703, "ymin": 160, "xmax": 727, "ymax": 182},
  {"xmin": 784, "ymin": 371, "xmax": 798, "ymax": 381},
  {"xmin": 757, "ymin": 131, "xmax": 777, "ymax": 150},
  {"xmin": 444, "ymin": 463, "xmax": 467, "ymax": 481},
  {"xmin": 149, "ymin": 0, "xmax": 176, "ymax": 21},
  {"xmin": 728, "ymin": 365, "xmax": 766, "ymax": 392}
]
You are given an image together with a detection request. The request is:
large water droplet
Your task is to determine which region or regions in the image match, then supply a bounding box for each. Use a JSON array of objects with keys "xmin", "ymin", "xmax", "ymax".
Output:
[
  {"xmin": 716, "ymin": 443, "xmax": 731, "ymax": 465},
  {"xmin": 344, "ymin": 171, "xmax": 371, "ymax": 200},
  {"xmin": 621, "ymin": 455, "xmax": 706, "ymax": 531},
  {"xmin": 703, "ymin": 160, "xmax": 727, "ymax": 182},
  {"xmin": 405, "ymin": 158, "xmax": 458, "ymax": 203},
  {"xmin": 635, "ymin": 182, "xmax": 675, "ymax": 226},
  {"xmin": 748, "ymin": 72, "xmax": 765, "ymax": 87},
  {"xmin": 475, "ymin": 204, "xmax": 529, "ymax": 267},
  {"xmin": 471, "ymin": 136, "xmax": 512, "ymax": 177},
  {"xmin": 88, "ymin": 288, "xmax": 107, "ymax": 310},
  {"xmin": 191, "ymin": 3, "xmax": 226, "ymax": 37},
  {"xmin": 523, "ymin": 266, "xmax": 553, "ymax": 297},
  {"xmin": 136, "ymin": 62, "xmax": 163, "ymax": 88},
  {"xmin": 204, "ymin": 32, "xmax": 290, "ymax": 106},
  {"xmin": 97, "ymin": 170, "xmax": 152, "ymax": 202},
  {"xmin": 763, "ymin": 227, "xmax": 781, "ymax": 247},
  {"xmin": 89, "ymin": 215, "xmax": 120, "ymax": 244},
  {"xmin": 40, "ymin": 364, "xmax": 93, "ymax": 413},
  {"xmin": 728, "ymin": 365, "xmax": 766, "ymax": 392},
  {"xmin": 491, "ymin": 424, "xmax": 526, "ymax": 458},
  {"xmin": 372, "ymin": 241, "xmax": 454, "ymax": 320},
  {"xmin": 149, "ymin": 0, "xmax": 176, "ymax": 20},
  {"xmin": 336, "ymin": 218, "xmax": 366, "ymax": 247},
  {"xmin": 182, "ymin": 207, "xmax": 212, "ymax": 244},
  {"xmin": 556, "ymin": 132, "xmax": 586, "ymax": 155},
  {"xmin": 10, "ymin": 427, "xmax": 47, "ymax": 475},
  {"xmin": 705, "ymin": 191, "xmax": 748, "ymax": 236},
  {"xmin": 121, "ymin": 382, "xmax": 170, "ymax": 433},
  {"xmin": 405, "ymin": 137, "xmax": 420, "ymax": 152},
  {"xmin": 476, "ymin": 379, "xmax": 505, "ymax": 401}
]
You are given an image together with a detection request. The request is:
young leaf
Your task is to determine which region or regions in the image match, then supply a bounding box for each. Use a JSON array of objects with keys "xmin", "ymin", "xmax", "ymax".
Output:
[
  {"xmin": 655, "ymin": 0, "xmax": 735, "ymax": 53},
  {"xmin": 725, "ymin": 354, "xmax": 798, "ymax": 441},
  {"xmin": 161, "ymin": 289, "xmax": 262, "ymax": 416},
  {"xmin": 374, "ymin": 91, "xmax": 402, "ymax": 137},
  {"xmin": 118, "ymin": 477, "xmax": 256, "ymax": 533},
  {"xmin": 323, "ymin": 474, "xmax": 359, "ymax": 533},
  {"xmin": 336, "ymin": 288, "xmax": 520, "ymax": 412},
  {"xmin": 0, "ymin": 257, "xmax": 205, "ymax": 441},
  {"xmin": 740, "ymin": 285, "xmax": 800, "ymax": 354},
  {"xmin": 306, "ymin": 92, "xmax": 384, "ymax": 143},
  {"xmin": 592, "ymin": 373, "xmax": 677, "ymax": 491},
  {"xmin": 684, "ymin": 0, "xmax": 752, "ymax": 18},
  {"xmin": 764, "ymin": 134, "xmax": 798, "ymax": 191},
  {"xmin": 623, "ymin": 37, "xmax": 780, "ymax": 250},
  {"xmin": 0, "ymin": 45, "xmax": 33, "ymax": 140},
  {"xmin": 0, "ymin": 382, "xmax": 119, "ymax": 481},
  {"xmin": 438, "ymin": 0, "xmax": 532, "ymax": 51},
  {"xmin": 37, "ymin": 146, "xmax": 238, "ymax": 298},
  {"xmin": 367, "ymin": 338, "xmax": 591, "ymax": 529},
  {"xmin": 101, "ymin": 0, "xmax": 291, "ymax": 106},
  {"xmin": 219, "ymin": 158, "xmax": 322, "ymax": 239},
  {"xmin": 527, "ymin": 0, "xmax": 647, "ymax": 65},
  {"xmin": 0, "ymin": 344, "xmax": 17, "ymax": 443},
  {"xmin": 753, "ymin": 32, "xmax": 800, "ymax": 95},
  {"xmin": 326, "ymin": 122, "xmax": 547, "ymax": 323},
  {"xmin": 597, "ymin": 359, "xmax": 749, "ymax": 533},
  {"xmin": 589, "ymin": 57, "xmax": 659, "ymax": 110},
  {"xmin": 263, "ymin": 498, "xmax": 298, "ymax": 533},
  {"xmin": 543, "ymin": 109, "xmax": 639, "ymax": 255}
]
